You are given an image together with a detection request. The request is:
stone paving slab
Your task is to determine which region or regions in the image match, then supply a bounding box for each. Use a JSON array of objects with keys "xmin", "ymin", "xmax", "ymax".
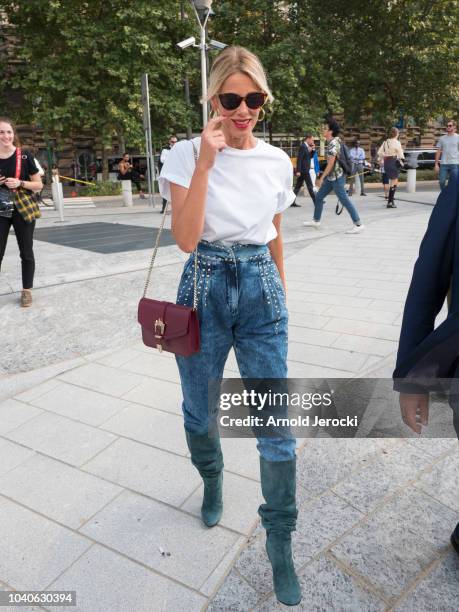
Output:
[
  {"xmin": 100, "ymin": 402, "xmax": 189, "ymax": 456},
  {"xmin": 393, "ymin": 550, "xmax": 459, "ymax": 612},
  {"xmin": 79, "ymin": 490, "xmax": 241, "ymax": 591},
  {"xmin": 330, "ymin": 486, "xmax": 457, "ymax": 603},
  {"xmin": 58, "ymin": 363, "xmax": 145, "ymax": 398},
  {"xmin": 83, "ymin": 437, "xmax": 201, "ymax": 507},
  {"xmin": 255, "ymin": 555, "xmax": 387, "ymax": 611},
  {"xmin": 0, "ymin": 453, "xmax": 122, "ymax": 528},
  {"xmin": 0, "ymin": 497, "xmax": 91, "ymax": 591},
  {"xmin": 26, "ymin": 381, "xmax": 130, "ymax": 426},
  {"xmin": 4, "ymin": 411, "xmax": 117, "ymax": 467},
  {"xmin": 0, "ymin": 399, "xmax": 43, "ymax": 435},
  {"xmin": 413, "ymin": 453, "xmax": 459, "ymax": 512},
  {"xmin": 331, "ymin": 442, "xmax": 435, "ymax": 514},
  {"xmin": 49, "ymin": 544, "xmax": 206, "ymax": 612}
]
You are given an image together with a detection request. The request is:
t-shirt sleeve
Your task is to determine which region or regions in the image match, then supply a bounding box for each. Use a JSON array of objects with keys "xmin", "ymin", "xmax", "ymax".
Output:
[
  {"xmin": 158, "ymin": 140, "xmax": 196, "ymax": 202},
  {"xmin": 276, "ymin": 154, "xmax": 296, "ymax": 213},
  {"xmin": 23, "ymin": 151, "xmax": 39, "ymax": 179},
  {"xmin": 436, "ymin": 136, "xmax": 444, "ymax": 150},
  {"xmin": 328, "ymin": 140, "xmax": 339, "ymax": 158}
]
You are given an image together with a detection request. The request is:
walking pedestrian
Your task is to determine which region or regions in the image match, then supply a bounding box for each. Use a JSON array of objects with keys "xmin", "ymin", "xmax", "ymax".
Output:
[
  {"xmin": 435, "ymin": 119, "xmax": 459, "ymax": 190},
  {"xmin": 348, "ymin": 139, "xmax": 367, "ymax": 196},
  {"xmin": 158, "ymin": 135, "xmax": 178, "ymax": 213},
  {"xmin": 303, "ymin": 120, "xmax": 364, "ymax": 233},
  {"xmin": 393, "ymin": 173, "xmax": 459, "ymax": 556},
  {"xmin": 117, "ymin": 153, "xmax": 145, "ymax": 198},
  {"xmin": 0, "ymin": 117, "xmax": 43, "ymax": 307},
  {"xmin": 377, "ymin": 127, "xmax": 404, "ymax": 208},
  {"xmin": 292, "ymin": 134, "xmax": 316, "ymax": 207},
  {"xmin": 159, "ymin": 46, "xmax": 301, "ymax": 606},
  {"xmin": 380, "ymin": 160, "xmax": 390, "ymax": 201}
]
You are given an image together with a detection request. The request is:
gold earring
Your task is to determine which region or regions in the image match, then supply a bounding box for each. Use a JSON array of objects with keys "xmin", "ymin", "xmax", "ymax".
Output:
[
  {"xmin": 257, "ymin": 107, "xmax": 266, "ymax": 122},
  {"xmin": 210, "ymin": 109, "xmax": 219, "ymax": 120}
]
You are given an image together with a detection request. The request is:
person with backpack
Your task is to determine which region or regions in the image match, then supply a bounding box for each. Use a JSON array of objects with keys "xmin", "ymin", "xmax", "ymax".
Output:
[{"xmin": 303, "ymin": 119, "xmax": 364, "ymax": 233}]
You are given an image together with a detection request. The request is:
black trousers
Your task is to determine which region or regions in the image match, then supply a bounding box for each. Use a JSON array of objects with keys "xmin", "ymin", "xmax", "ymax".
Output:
[
  {"xmin": 0, "ymin": 208, "xmax": 36, "ymax": 289},
  {"xmin": 294, "ymin": 172, "xmax": 316, "ymax": 203}
]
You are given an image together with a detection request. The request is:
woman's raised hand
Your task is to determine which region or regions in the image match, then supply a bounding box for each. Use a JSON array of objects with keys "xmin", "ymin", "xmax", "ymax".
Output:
[{"xmin": 197, "ymin": 116, "xmax": 228, "ymax": 171}]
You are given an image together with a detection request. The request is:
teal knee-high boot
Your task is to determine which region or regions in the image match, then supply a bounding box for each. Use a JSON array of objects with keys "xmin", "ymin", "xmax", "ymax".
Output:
[
  {"xmin": 185, "ymin": 430, "xmax": 223, "ymax": 527},
  {"xmin": 258, "ymin": 457, "xmax": 302, "ymax": 606}
]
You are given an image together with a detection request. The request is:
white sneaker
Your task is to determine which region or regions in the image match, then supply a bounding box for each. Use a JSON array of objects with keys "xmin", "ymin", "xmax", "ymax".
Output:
[
  {"xmin": 345, "ymin": 224, "xmax": 364, "ymax": 234},
  {"xmin": 303, "ymin": 220, "xmax": 321, "ymax": 229}
]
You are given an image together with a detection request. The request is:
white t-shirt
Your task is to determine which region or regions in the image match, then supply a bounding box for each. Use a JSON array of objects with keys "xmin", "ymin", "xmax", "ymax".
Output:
[
  {"xmin": 437, "ymin": 134, "xmax": 459, "ymax": 165},
  {"xmin": 160, "ymin": 148, "xmax": 170, "ymax": 164},
  {"xmin": 159, "ymin": 137, "xmax": 295, "ymax": 245}
]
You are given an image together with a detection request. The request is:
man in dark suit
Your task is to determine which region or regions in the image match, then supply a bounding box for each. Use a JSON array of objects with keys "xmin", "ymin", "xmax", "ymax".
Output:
[
  {"xmin": 292, "ymin": 134, "xmax": 316, "ymax": 207},
  {"xmin": 393, "ymin": 173, "xmax": 459, "ymax": 554}
]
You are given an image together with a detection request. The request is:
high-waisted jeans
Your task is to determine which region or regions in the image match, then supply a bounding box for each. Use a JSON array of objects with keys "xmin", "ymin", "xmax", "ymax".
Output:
[{"xmin": 175, "ymin": 240, "xmax": 296, "ymax": 461}]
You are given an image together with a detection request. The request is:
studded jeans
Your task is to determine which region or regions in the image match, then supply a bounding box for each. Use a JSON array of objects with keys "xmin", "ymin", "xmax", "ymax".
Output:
[{"xmin": 175, "ymin": 240, "xmax": 296, "ymax": 462}]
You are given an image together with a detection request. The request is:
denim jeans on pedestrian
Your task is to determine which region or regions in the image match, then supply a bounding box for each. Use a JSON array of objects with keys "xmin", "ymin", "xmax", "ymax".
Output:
[
  {"xmin": 313, "ymin": 175, "xmax": 361, "ymax": 224},
  {"xmin": 439, "ymin": 164, "xmax": 459, "ymax": 190},
  {"xmin": 175, "ymin": 240, "xmax": 296, "ymax": 462}
]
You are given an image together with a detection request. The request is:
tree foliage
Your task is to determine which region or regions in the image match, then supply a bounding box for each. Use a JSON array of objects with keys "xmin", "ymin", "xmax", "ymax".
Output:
[
  {"xmin": 1, "ymin": 0, "xmax": 457, "ymax": 149},
  {"xmin": 305, "ymin": 0, "xmax": 459, "ymax": 127},
  {"xmin": 1, "ymin": 0, "xmax": 197, "ymax": 152}
]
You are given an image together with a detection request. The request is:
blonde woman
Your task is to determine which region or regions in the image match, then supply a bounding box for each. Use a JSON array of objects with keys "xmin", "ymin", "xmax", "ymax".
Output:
[
  {"xmin": 159, "ymin": 46, "xmax": 301, "ymax": 606},
  {"xmin": 377, "ymin": 127, "xmax": 405, "ymax": 208}
]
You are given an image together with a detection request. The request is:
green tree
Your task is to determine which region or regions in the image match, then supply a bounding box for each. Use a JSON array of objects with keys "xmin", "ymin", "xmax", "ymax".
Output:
[
  {"xmin": 2, "ymin": 0, "xmax": 198, "ymax": 175},
  {"xmin": 305, "ymin": 0, "xmax": 459, "ymax": 127},
  {"xmin": 212, "ymin": 0, "xmax": 331, "ymax": 137}
]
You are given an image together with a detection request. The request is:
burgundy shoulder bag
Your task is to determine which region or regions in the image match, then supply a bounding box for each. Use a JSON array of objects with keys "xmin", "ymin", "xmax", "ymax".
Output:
[{"xmin": 137, "ymin": 142, "xmax": 200, "ymax": 357}]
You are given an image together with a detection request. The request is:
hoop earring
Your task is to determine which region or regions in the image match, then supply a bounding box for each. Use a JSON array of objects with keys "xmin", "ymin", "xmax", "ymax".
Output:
[
  {"xmin": 209, "ymin": 109, "xmax": 219, "ymax": 120},
  {"xmin": 257, "ymin": 107, "xmax": 266, "ymax": 123}
]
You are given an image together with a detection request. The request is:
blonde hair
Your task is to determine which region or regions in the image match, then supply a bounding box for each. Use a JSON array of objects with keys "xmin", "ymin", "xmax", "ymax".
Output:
[
  {"xmin": 206, "ymin": 46, "xmax": 273, "ymax": 103},
  {"xmin": 389, "ymin": 127, "xmax": 399, "ymax": 139}
]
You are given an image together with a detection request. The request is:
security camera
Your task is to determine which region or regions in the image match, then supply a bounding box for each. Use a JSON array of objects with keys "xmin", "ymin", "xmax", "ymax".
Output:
[
  {"xmin": 208, "ymin": 39, "xmax": 227, "ymax": 50},
  {"xmin": 177, "ymin": 36, "xmax": 196, "ymax": 50},
  {"xmin": 193, "ymin": 0, "xmax": 213, "ymax": 9}
]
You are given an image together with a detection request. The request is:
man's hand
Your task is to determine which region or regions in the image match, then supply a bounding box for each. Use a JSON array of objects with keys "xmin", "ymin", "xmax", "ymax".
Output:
[
  {"xmin": 296, "ymin": 172, "xmax": 301, "ymax": 177},
  {"xmin": 434, "ymin": 162, "xmax": 440, "ymax": 175},
  {"xmin": 399, "ymin": 393, "xmax": 429, "ymax": 434}
]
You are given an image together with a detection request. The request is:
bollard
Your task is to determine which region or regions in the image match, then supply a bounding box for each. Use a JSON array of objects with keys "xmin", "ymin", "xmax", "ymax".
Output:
[
  {"xmin": 51, "ymin": 175, "xmax": 65, "ymax": 222},
  {"xmin": 354, "ymin": 172, "xmax": 361, "ymax": 196},
  {"xmin": 121, "ymin": 180, "xmax": 133, "ymax": 207},
  {"xmin": 406, "ymin": 168, "xmax": 416, "ymax": 193}
]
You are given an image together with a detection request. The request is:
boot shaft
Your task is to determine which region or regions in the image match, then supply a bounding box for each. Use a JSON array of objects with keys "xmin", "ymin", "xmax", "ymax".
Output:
[{"xmin": 258, "ymin": 457, "xmax": 298, "ymax": 533}]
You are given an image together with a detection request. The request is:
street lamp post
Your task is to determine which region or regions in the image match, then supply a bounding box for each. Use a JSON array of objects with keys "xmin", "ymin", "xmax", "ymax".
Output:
[
  {"xmin": 177, "ymin": 1, "xmax": 226, "ymax": 128},
  {"xmin": 191, "ymin": 1, "xmax": 212, "ymax": 126}
]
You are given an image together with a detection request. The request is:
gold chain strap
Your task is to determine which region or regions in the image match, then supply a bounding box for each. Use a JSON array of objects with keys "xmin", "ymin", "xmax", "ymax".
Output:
[{"xmin": 143, "ymin": 141, "xmax": 199, "ymax": 311}]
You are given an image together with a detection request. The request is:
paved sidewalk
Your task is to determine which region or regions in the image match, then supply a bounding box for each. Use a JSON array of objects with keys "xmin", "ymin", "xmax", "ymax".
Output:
[{"xmin": 0, "ymin": 188, "xmax": 457, "ymax": 610}]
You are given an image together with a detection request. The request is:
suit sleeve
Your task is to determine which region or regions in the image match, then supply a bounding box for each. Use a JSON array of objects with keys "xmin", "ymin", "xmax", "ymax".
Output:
[
  {"xmin": 296, "ymin": 144, "xmax": 305, "ymax": 173},
  {"xmin": 395, "ymin": 181, "xmax": 457, "ymax": 370}
]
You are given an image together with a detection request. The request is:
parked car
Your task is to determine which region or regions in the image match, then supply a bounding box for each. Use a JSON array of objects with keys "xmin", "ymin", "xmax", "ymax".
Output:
[{"xmin": 403, "ymin": 149, "xmax": 436, "ymax": 170}]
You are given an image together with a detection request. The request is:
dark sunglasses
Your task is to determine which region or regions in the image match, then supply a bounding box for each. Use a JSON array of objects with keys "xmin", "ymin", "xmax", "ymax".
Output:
[
  {"xmin": 447, "ymin": 124, "xmax": 454, "ymax": 127},
  {"xmin": 218, "ymin": 92, "xmax": 267, "ymax": 111}
]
